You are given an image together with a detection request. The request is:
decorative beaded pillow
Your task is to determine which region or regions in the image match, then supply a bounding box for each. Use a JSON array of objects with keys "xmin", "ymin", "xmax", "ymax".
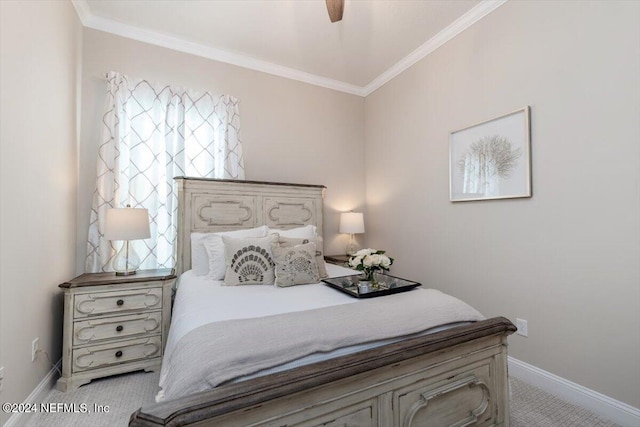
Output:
[
  {"xmin": 277, "ymin": 236, "xmax": 328, "ymax": 278},
  {"xmin": 222, "ymin": 234, "xmax": 279, "ymax": 286},
  {"xmin": 271, "ymin": 242, "xmax": 320, "ymax": 287}
]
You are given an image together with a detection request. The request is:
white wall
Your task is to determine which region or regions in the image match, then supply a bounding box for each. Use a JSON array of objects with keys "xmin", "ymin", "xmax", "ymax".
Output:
[
  {"xmin": 364, "ymin": 0, "xmax": 639, "ymax": 407},
  {"xmin": 2, "ymin": 0, "xmax": 637, "ymax": 417},
  {"xmin": 77, "ymin": 29, "xmax": 366, "ymax": 272},
  {"xmin": 0, "ymin": 1, "xmax": 81, "ymax": 423}
]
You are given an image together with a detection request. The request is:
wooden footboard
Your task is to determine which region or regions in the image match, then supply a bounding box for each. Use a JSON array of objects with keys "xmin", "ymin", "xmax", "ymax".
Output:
[{"xmin": 130, "ymin": 317, "xmax": 515, "ymax": 427}]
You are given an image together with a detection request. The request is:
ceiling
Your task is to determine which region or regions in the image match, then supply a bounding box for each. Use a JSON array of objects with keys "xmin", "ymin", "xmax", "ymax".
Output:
[{"xmin": 75, "ymin": 0, "xmax": 503, "ymax": 95}]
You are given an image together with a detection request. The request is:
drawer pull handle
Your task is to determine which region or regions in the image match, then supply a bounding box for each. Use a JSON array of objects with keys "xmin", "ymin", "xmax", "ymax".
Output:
[
  {"xmin": 116, "ymin": 325, "xmax": 123, "ymax": 332},
  {"xmin": 116, "ymin": 299, "xmax": 124, "ymax": 306},
  {"xmin": 115, "ymin": 350, "xmax": 123, "ymax": 358}
]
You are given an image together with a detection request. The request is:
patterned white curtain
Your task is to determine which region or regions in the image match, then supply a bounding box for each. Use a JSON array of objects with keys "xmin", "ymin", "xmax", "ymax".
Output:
[{"xmin": 85, "ymin": 71, "xmax": 245, "ymax": 273}]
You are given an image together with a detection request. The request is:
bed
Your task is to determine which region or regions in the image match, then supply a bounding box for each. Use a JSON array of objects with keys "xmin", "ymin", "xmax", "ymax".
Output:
[{"xmin": 130, "ymin": 177, "xmax": 516, "ymax": 427}]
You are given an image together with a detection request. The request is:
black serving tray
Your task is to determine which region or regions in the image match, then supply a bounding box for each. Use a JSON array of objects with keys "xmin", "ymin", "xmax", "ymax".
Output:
[{"xmin": 322, "ymin": 274, "xmax": 421, "ymax": 298}]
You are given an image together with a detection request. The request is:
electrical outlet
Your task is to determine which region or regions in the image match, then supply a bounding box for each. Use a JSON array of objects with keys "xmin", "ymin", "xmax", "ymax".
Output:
[
  {"xmin": 515, "ymin": 318, "xmax": 528, "ymax": 337},
  {"xmin": 31, "ymin": 337, "xmax": 39, "ymax": 362},
  {"xmin": 0, "ymin": 366, "xmax": 4, "ymax": 392}
]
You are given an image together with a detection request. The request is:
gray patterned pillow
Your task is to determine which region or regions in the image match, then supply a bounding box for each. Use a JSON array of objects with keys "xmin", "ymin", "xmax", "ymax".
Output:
[
  {"xmin": 272, "ymin": 242, "xmax": 320, "ymax": 287},
  {"xmin": 278, "ymin": 236, "xmax": 328, "ymax": 278},
  {"xmin": 222, "ymin": 234, "xmax": 279, "ymax": 285}
]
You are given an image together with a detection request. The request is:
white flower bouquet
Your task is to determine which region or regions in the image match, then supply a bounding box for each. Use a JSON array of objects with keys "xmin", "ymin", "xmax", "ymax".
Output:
[{"xmin": 348, "ymin": 248, "xmax": 394, "ymax": 282}]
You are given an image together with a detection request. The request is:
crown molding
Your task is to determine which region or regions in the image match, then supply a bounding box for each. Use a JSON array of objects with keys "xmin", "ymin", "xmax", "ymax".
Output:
[
  {"xmin": 71, "ymin": 0, "xmax": 507, "ymax": 98},
  {"xmin": 362, "ymin": 0, "xmax": 508, "ymax": 96},
  {"xmin": 71, "ymin": 0, "xmax": 90, "ymax": 25},
  {"xmin": 70, "ymin": 0, "xmax": 365, "ymax": 96}
]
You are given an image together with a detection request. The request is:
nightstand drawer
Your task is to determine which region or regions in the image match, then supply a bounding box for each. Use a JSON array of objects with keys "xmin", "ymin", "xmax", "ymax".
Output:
[
  {"xmin": 73, "ymin": 311, "xmax": 162, "ymax": 346},
  {"xmin": 72, "ymin": 336, "xmax": 162, "ymax": 373},
  {"xmin": 74, "ymin": 287, "xmax": 162, "ymax": 318}
]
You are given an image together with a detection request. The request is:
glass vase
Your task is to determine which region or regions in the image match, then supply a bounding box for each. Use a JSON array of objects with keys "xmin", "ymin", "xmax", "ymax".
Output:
[{"xmin": 361, "ymin": 269, "xmax": 380, "ymax": 289}]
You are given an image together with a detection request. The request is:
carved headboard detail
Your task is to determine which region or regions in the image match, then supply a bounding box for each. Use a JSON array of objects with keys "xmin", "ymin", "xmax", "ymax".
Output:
[{"xmin": 175, "ymin": 177, "xmax": 326, "ymax": 275}]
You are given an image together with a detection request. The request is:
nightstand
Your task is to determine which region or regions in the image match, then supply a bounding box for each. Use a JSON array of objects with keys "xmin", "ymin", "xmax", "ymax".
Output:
[
  {"xmin": 56, "ymin": 269, "xmax": 176, "ymax": 392},
  {"xmin": 324, "ymin": 254, "xmax": 351, "ymax": 267}
]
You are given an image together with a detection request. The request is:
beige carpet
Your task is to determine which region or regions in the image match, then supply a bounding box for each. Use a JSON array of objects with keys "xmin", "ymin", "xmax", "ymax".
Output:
[
  {"xmin": 509, "ymin": 377, "xmax": 619, "ymax": 427},
  {"xmin": 26, "ymin": 371, "xmax": 159, "ymax": 427},
  {"xmin": 26, "ymin": 373, "xmax": 620, "ymax": 426}
]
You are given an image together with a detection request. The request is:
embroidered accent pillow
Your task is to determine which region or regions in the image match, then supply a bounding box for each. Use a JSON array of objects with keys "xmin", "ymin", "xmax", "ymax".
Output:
[
  {"xmin": 222, "ymin": 234, "xmax": 279, "ymax": 286},
  {"xmin": 272, "ymin": 242, "xmax": 320, "ymax": 287},
  {"xmin": 278, "ymin": 236, "xmax": 328, "ymax": 278}
]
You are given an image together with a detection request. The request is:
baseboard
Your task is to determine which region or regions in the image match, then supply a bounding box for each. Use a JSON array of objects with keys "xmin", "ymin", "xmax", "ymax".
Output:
[
  {"xmin": 4, "ymin": 357, "xmax": 638, "ymax": 427},
  {"xmin": 509, "ymin": 356, "xmax": 640, "ymax": 427},
  {"xmin": 4, "ymin": 360, "xmax": 61, "ymax": 427}
]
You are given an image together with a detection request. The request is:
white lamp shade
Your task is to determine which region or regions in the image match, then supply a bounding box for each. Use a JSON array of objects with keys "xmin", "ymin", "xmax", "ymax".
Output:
[
  {"xmin": 339, "ymin": 212, "xmax": 365, "ymax": 234},
  {"xmin": 104, "ymin": 208, "xmax": 151, "ymax": 241}
]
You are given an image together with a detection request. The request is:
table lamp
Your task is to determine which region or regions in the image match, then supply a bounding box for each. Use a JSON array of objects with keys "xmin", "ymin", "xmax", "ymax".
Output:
[
  {"xmin": 104, "ymin": 205, "xmax": 151, "ymax": 276},
  {"xmin": 339, "ymin": 211, "xmax": 365, "ymax": 255}
]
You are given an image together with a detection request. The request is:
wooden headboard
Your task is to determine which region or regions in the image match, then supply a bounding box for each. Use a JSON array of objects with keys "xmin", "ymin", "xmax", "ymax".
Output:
[{"xmin": 175, "ymin": 177, "xmax": 326, "ymax": 275}]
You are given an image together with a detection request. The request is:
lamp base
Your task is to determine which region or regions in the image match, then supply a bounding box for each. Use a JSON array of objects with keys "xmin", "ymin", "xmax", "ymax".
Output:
[
  {"xmin": 346, "ymin": 234, "xmax": 359, "ymax": 256},
  {"xmin": 112, "ymin": 240, "xmax": 141, "ymax": 276},
  {"xmin": 115, "ymin": 270, "xmax": 137, "ymax": 276}
]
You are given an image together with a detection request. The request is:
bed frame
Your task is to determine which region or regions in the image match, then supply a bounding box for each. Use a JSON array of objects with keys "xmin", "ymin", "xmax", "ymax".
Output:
[{"xmin": 130, "ymin": 177, "xmax": 516, "ymax": 427}]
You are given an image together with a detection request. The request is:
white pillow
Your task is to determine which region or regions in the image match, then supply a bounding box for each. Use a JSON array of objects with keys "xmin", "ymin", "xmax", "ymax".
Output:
[
  {"xmin": 268, "ymin": 225, "xmax": 317, "ymax": 239},
  {"xmin": 191, "ymin": 226, "xmax": 268, "ymax": 276}
]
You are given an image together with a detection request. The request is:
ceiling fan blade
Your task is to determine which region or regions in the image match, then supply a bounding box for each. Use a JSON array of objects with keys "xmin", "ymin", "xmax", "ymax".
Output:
[{"xmin": 326, "ymin": 0, "xmax": 344, "ymax": 23}]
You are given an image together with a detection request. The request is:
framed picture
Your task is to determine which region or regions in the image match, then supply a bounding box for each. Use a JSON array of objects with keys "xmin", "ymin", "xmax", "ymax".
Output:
[{"xmin": 449, "ymin": 106, "xmax": 531, "ymax": 202}]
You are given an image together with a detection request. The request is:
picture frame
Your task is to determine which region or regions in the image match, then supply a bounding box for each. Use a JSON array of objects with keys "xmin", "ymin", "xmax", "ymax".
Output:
[{"xmin": 449, "ymin": 106, "xmax": 531, "ymax": 202}]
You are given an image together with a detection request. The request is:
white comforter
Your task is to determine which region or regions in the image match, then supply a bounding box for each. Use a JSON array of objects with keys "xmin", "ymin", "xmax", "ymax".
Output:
[
  {"xmin": 165, "ymin": 264, "xmax": 359, "ymax": 354},
  {"xmin": 158, "ymin": 264, "xmax": 473, "ymax": 401}
]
